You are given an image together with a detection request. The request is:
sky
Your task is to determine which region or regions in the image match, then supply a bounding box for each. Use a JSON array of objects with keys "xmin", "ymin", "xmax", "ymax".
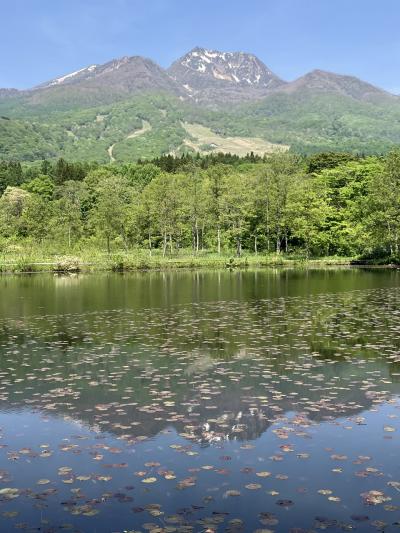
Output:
[{"xmin": 1, "ymin": 0, "xmax": 400, "ymax": 93}]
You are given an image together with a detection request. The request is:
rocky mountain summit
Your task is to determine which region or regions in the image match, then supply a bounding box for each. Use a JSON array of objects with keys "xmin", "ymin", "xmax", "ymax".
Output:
[{"xmin": 168, "ymin": 47, "xmax": 285, "ymax": 103}]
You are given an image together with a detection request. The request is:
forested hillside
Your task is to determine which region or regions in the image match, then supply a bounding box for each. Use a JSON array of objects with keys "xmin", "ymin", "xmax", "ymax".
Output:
[
  {"xmin": 0, "ymin": 150, "xmax": 399, "ymax": 264},
  {"xmin": 2, "ymin": 91, "xmax": 400, "ymax": 161},
  {"xmin": 1, "ymin": 48, "xmax": 400, "ymax": 161}
]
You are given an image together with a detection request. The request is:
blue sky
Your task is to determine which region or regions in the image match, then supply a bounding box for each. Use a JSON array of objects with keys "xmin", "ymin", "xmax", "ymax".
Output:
[{"xmin": 1, "ymin": 0, "xmax": 400, "ymax": 92}]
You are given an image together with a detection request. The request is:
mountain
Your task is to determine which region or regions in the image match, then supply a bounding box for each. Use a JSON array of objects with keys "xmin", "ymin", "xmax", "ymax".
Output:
[
  {"xmin": 36, "ymin": 64, "xmax": 100, "ymax": 89},
  {"xmin": 37, "ymin": 56, "xmax": 183, "ymax": 96},
  {"xmin": 0, "ymin": 88, "xmax": 19, "ymax": 100},
  {"xmin": 4, "ymin": 56, "xmax": 184, "ymax": 113},
  {"xmin": 1, "ymin": 47, "xmax": 400, "ymax": 162},
  {"xmin": 168, "ymin": 47, "xmax": 285, "ymax": 103},
  {"xmin": 281, "ymin": 69, "xmax": 394, "ymax": 103}
]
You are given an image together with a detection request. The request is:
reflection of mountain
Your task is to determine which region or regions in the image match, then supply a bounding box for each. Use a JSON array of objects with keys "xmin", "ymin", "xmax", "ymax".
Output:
[
  {"xmin": 0, "ymin": 283, "xmax": 399, "ymax": 444},
  {"xmin": 0, "ymin": 340, "xmax": 396, "ymax": 444},
  {"xmin": 0, "ymin": 361, "xmax": 391, "ymax": 445}
]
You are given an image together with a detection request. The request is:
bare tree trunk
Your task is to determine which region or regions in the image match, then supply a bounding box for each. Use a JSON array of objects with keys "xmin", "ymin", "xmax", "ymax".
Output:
[
  {"xmin": 121, "ymin": 228, "xmax": 128, "ymax": 251},
  {"xmin": 195, "ymin": 220, "xmax": 199, "ymax": 253},
  {"xmin": 254, "ymin": 235, "xmax": 258, "ymax": 255},
  {"xmin": 266, "ymin": 196, "xmax": 270, "ymax": 253},
  {"xmin": 276, "ymin": 236, "xmax": 281, "ymax": 254},
  {"xmin": 169, "ymin": 233, "xmax": 173, "ymax": 255},
  {"xmin": 387, "ymin": 221, "xmax": 393, "ymax": 255},
  {"xmin": 236, "ymin": 237, "xmax": 242, "ymax": 257},
  {"xmin": 217, "ymin": 227, "xmax": 221, "ymax": 255},
  {"xmin": 107, "ymin": 235, "xmax": 110, "ymax": 254},
  {"xmin": 163, "ymin": 230, "xmax": 167, "ymax": 257}
]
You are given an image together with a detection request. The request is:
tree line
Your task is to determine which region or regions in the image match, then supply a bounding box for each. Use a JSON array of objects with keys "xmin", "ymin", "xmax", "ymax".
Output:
[{"xmin": 0, "ymin": 150, "xmax": 399, "ymax": 259}]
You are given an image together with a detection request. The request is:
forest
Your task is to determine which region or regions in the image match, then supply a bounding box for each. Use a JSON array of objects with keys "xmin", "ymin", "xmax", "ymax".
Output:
[{"xmin": 0, "ymin": 149, "xmax": 399, "ymax": 267}]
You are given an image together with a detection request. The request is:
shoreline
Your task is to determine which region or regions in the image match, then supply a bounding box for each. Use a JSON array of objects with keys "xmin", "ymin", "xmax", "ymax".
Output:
[{"xmin": 0, "ymin": 254, "xmax": 399, "ymax": 274}]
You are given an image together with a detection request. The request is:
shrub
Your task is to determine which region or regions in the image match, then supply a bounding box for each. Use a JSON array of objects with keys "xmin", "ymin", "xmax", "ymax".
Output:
[
  {"xmin": 54, "ymin": 256, "xmax": 81, "ymax": 273},
  {"xmin": 14, "ymin": 258, "xmax": 37, "ymax": 273}
]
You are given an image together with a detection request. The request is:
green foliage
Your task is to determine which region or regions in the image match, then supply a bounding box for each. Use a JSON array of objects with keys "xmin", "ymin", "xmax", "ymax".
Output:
[
  {"xmin": 307, "ymin": 152, "xmax": 357, "ymax": 173},
  {"xmin": 22, "ymin": 174, "xmax": 55, "ymax": 199},
  {"xmin": 2, "ymin": 89, "xmax": 400, "ymax": 165},
  {"xmin": 0, "ymin": 150, "xmax": 399, "ymax": 262},
  {"xmin": 19, "ymin": 194, "xmax": 54, "ymax": 242},
  {"xmin": 0, "ymin": 160, "xmax": 23, "ymax": 195}
]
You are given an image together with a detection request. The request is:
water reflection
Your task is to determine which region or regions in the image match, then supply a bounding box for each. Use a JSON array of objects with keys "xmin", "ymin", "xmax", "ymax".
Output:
[{"xmin": 0, "ymin": 273, "xmax": 399, "ymax": 532}]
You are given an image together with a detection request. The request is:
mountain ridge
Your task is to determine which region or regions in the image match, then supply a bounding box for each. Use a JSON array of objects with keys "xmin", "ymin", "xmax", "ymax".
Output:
[
  {"xmin": 1, "ymin": 47, "xmax": 399, "ymax": 162},
  {"xmin": 280, "ymin": 68, "xmax": 394, "ymax": 102},
  {"xmin": 1, "ymin": 47, "xmax": 394, "ymax": 104}
]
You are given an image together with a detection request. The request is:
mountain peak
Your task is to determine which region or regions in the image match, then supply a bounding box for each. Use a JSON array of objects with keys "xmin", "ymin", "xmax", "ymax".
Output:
[
  {"xmin": 170, "ymin": 47, "xmax": 282, "ymax": 88},
  {"xmin": 25, "ymin": 55, "xmax": 184, "ymax": 109},
  {"xmin": 281, "ymin": 69, "xmax": 393, "ymax": 102},
  {"xmin": 38, "ymin": 64, "xmax": 99, "ymax": 88},
  {"xmin": 37, "ymin": 55, "xmax": 163, "ymax": 90},
  {"xmin": 167, "ymin": 47, "xmax": 285, "ymax": 104}
]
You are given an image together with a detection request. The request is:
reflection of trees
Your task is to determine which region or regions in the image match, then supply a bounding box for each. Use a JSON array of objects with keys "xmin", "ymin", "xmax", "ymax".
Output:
[
  {"xmin": 0, "ymin": 283, "xmax": 399, "ymax": 442},
  {"xmin": 3, "ymin": 283, "xmax": 400, "ymax": 362}
]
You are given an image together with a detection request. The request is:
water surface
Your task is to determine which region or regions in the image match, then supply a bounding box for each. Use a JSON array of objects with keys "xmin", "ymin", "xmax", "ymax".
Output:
[{"xmin": 0, "ymin": 269, "xmax": 399, "ymax": 532}]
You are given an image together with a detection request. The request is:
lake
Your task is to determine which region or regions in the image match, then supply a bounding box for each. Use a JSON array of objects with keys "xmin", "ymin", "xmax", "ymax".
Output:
[{"xmin": 0, "ymin": 268, "xmax": 399, "ymax": 532}]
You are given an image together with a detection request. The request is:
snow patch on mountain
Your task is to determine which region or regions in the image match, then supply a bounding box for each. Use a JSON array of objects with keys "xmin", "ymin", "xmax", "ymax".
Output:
[
  {"xmin": 43, "ymin": 65, "xmax": 98, "ymax": 88},
  {"xmin": 170, "ymin": 47, "xmax": 282, "ymax": 89}
]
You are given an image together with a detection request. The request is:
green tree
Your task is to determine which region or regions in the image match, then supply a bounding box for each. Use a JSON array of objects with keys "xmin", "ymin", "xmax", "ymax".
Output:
[
  {"xmin": 220, "ymin": 172, "xmax": 255, "ymax": 257},
  {"xmin": 257, "ymin": 154, "xmax": 301, "ymax": 253},
  {"xmin": 54, "ymin": 181, "xmax": 84, "ymax": 248},
  {"xmin": 363, "ymin": 150, "xmax": 400, "ymax": 256},
  {"xmin": 89, "ymin": 175, "xmax": 132, "ymax": 253},
  {"xmin": 20, "ymin": 195, "xmax": 54, "ymax": 242},
  {"xmin": 23, "ymin": 174, "xmax": 55, "ymax": 200},
  {"xmin": 288, "ymin": 175, "xmax": 332, "ymax": 257},
  {"xmin": 204, "ymin": 165, "xmax": 228, "ymax": 254},
  {"xmin": 142, "ymin": 173, "xmax": 182, "ymax": 256},
  {"xmin": 180, "ymin": 168, "xmax": 207, "ymax": 253},
  {"xmin": 0, "ymin": 187, "xmax": 31, "ymax": 238},
  {"xmin": 0, "ymin": 161, "xmax": 23, "ymax": 196}
]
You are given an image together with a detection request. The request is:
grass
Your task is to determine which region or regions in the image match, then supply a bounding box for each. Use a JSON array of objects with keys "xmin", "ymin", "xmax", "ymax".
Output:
[
  {"xmin": 181, "ymin": 122, "xmax": 289, "ymax": 156},
  {"xmin": 0, "ymin": 246, "xmax": 360, "ymax": 274}
]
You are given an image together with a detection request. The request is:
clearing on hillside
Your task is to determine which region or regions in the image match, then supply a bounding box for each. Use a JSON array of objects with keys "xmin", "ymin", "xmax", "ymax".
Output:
[
  {"xmin": 107, "ymin": 120, "xmax": 152, "ymax": 162},
  {"xmin": 126, "ymin": 120, "xmax": 152, "ymax": 139},
  {"xmin": 182, "ymin": 122, "xmax": 289, "ymax": 156}
]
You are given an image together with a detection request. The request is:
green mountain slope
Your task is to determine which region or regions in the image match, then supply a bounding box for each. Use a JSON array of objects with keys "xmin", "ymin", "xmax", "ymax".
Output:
[
  {"xmin": 1, "ymin": 48, "xmax": 400, "ymax": 162},
  {"xmin": 0, "ymin": 94, "xmax": 188, "ymax": 162},
  {"xmin": 2, "ymin": 88, "xmax": 400, "ymax": 162},
  {"xmin": 234, "ymin": 90, "xmax": 400, "ymax": 153}
]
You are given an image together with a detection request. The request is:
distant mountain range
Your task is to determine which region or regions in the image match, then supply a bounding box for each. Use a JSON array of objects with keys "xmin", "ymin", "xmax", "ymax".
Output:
[{"xmin": 0, "ymin": 47, "xmax": 399, "ymax": 162}]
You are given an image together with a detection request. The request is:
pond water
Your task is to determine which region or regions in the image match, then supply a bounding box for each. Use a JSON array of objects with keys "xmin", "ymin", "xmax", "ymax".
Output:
[{"xmin": 0, "ymin": 269, "xmax": 400, "ymax": 532}]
